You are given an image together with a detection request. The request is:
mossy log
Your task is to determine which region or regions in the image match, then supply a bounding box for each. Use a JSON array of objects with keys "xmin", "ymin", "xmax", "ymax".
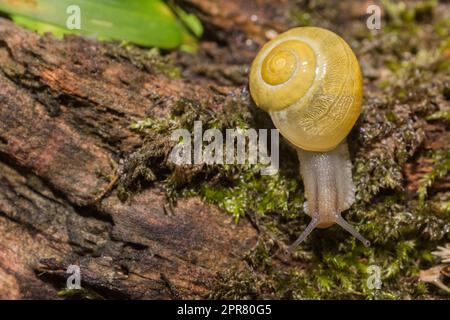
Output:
[{"xmin": 0, "ymin": 0, "xmax": 449, "ymax": 299}]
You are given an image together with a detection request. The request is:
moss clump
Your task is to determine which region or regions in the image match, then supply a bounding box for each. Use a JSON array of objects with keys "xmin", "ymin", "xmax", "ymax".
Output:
[
  {"xmin": 417, "ymin": 151, "xmax": 450, "ymax": 206},
  {"xmin": 382, "ymin": 0, "xmax": 438, "ymax": 29},
  {"xmin": 57, "ymin": 288, "xmax": 105, "ymax": 300},
  {"xmin": 118, "ymin": 93, "xmax": 254, "ymax": 202}
]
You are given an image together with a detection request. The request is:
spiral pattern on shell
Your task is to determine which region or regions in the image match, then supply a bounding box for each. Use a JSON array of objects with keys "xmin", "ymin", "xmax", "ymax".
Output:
[{"xmin": 249, "ymin": 27, "xmax": 363, "ymax": 152}]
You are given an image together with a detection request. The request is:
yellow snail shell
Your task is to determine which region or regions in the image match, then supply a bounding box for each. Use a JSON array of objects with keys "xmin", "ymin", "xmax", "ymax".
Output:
[{"xmin": 249, "ymin": 27, "xmax": 363, "ymax": 152}]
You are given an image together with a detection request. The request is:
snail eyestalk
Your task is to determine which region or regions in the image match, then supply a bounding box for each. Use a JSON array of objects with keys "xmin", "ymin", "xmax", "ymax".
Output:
[
  {"xmin": 288, "ymin": 214, "xmax": 370, "ymax": 251},
  {"xmin": 288, "ymin": 216, "xmax": 319, "ymax": 252},
  {"xmin": 334, "ymin": 215, "xmax": 371, "ymax": 247}
]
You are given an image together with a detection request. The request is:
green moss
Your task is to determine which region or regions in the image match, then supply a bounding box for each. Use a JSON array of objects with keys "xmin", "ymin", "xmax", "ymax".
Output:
[
  {"xmin": 292, "ymin": 11, "xmax": 313, "ymax": 26},
  {"xmin": 183, "ymin": 164, "xmax": 304, "ymax": 223},
  {"xmin": 417, "ymin": 151, "xmax": 450, "ymax": 206},
  {"xmin": 426, "ymin": 110, "xmax": 450, "ymax": 121},
  {"xmin": 382, "ymin": 0, "xmax": 438, "ymax": 30},
  {"xmin": 119, "ymin": 93, "xmax": 254, "ymax": 201},
  {"xmin": 57, "ymin": 288, "xmax": 105, "ymax": 300}
]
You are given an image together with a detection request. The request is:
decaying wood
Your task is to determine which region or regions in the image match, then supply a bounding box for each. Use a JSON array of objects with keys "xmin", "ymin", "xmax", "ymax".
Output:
[{"xmin": 0, "ymin": 17, "xmax": 258, "ymax": 299}]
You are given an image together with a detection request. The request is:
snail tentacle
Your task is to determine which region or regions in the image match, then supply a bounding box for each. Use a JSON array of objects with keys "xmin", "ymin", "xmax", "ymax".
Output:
[
  {"xmin": 288, "ymin": 216, "xmax": 320, "ymax": 252},
  {"xmin": 334, "ymin": 214, "xmax": 371, "ymax": 247}
]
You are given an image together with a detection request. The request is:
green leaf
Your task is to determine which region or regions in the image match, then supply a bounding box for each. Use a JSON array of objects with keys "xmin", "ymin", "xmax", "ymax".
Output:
[
  {"xmin": 11, "ymin": 15, "xmax": 73, "ymax": 39},
  {"xmin": 0, "ymin": 0, "xmax": 202, "ymax": 49},
  {"xmin": 167, "ymin": 1, "xmax": 203, "ymax": 38}
]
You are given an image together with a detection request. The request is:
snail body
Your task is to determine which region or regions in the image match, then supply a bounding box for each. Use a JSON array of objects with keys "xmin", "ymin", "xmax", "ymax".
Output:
[{"xmin": 249, "ymin": 27, "xmax": 369, "ymax": 250}]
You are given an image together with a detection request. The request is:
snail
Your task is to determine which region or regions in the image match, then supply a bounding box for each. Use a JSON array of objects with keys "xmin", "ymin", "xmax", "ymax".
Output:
[{"xmin": 249, "ymin": 27, "xmax": 370, "ymax": 251}]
